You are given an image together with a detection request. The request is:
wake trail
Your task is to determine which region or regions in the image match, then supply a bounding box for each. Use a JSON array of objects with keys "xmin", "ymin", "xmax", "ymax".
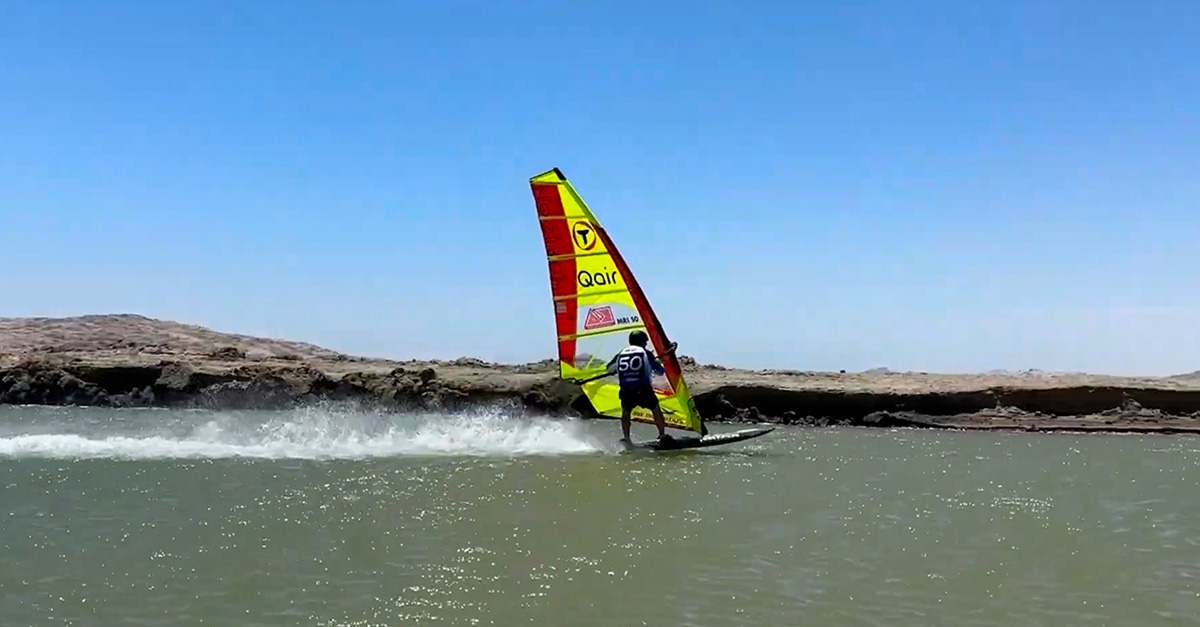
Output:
[{"xmin": 0, "ymin": 408, "xmax": 603, "ymax": 460}]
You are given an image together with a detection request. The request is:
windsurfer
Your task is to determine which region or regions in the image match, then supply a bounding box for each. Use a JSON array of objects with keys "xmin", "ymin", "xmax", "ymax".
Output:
[{"xmin": 575, "ymin": 330, "xmax": 677, "ymax": 443}]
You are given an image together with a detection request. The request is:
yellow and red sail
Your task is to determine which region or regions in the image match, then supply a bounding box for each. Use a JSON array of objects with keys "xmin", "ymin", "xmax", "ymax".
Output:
[{"xmin": 529, "ymin": 168, "xmax": 704, "ymax": 434}]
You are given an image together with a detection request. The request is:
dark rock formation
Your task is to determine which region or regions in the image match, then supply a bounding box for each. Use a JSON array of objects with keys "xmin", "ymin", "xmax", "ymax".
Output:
[{"xmin": 4, "ymin": 314, "xmax": 1200, "ymax": 433}]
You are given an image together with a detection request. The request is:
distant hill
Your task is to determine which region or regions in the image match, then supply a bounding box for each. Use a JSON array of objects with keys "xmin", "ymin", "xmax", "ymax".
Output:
[
  {"xmin": 0, "ymin": 314, "xmax": 348, "ymax": 361},
  {"xmin": 4, "ymin": 314, "xmax": 1200, "ymax": 434}
]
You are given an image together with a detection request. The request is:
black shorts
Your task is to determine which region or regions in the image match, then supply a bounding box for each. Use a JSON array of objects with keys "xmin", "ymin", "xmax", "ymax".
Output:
[{"xmin": 619, "ymin": 383, "xmax": 659, "ymax": 412}]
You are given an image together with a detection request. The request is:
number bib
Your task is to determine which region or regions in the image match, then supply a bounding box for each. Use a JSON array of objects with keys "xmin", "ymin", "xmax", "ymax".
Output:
[{"xmin": 615, "ymin": 346, "xmax": 652, "ymax": 386}]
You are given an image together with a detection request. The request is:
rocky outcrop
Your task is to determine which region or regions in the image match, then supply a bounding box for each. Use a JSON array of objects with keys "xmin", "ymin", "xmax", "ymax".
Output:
[
  {"xmin": 3, "ymin": 314, "xmax": 1200, "ymax": 433},
  {"xmin": 694, "ymin": 384, "xmax": 1200, "ymax": 422},
  {"xmin": 0, "ymin": 359, "xmax": 571, "ymax": 414},
  {"xmin": 692, "ymin": 386, "xmax": 1200, "ymax": 432}
]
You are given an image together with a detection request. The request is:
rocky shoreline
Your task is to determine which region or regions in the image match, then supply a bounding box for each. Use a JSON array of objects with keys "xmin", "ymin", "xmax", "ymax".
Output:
[{"xmin": 4, "ymin": 314, "xmax": 1200, "ymax": 434}]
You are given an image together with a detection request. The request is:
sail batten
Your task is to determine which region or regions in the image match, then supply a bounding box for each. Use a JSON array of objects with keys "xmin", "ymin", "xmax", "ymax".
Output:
[
  {"xmin": 553, "ymin": 288, "xmax": 626, "ymax": 301},
  {"xmin": 529, "ymin": 168, "xmax": 704, "ymax": 434}
]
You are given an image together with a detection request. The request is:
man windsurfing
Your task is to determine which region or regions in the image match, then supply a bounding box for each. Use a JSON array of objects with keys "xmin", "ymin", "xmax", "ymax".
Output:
[{"xmin": 575, "ymin": 330, "xmax": 677, "ymax": 444}]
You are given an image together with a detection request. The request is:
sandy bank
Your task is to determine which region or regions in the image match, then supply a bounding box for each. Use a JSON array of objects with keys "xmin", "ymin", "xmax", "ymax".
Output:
[{"xmin": 3, "ymin": 314, "xmax": 1200, "ymax": 433}]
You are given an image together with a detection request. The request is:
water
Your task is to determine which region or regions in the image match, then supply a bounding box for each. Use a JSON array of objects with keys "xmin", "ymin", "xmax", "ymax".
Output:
[{"xmin": 3, "ymin": 405, "xmax": 1200, "ymax": 626}]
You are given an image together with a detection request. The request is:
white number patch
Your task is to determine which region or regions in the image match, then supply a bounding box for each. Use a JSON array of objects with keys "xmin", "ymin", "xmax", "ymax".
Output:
[{"xmin": 617, "ymin": 354, "xmax": 644, "ymax": 373}]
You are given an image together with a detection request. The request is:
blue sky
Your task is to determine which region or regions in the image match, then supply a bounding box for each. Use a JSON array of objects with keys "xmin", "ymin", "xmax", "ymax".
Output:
[{"xmin": 1, "ymin": 0, "xmax": 1197, "ymax": 375}]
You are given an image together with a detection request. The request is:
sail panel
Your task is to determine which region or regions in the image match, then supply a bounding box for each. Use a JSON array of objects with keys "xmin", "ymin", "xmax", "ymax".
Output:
[{"xmin": 529, "ymin": 168, "xmax": 704, "ymax": 434}]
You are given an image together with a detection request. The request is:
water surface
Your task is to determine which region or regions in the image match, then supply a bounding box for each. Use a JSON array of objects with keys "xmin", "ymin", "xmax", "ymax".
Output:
[{"xmin": 3, "ymin": 405, "xmax": 1200, "ymax": 625}]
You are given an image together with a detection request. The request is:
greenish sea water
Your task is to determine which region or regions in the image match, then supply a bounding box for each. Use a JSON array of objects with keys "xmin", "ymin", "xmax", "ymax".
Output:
[{"xmin": 3, "ymin": 405, "xmax": 1200, "ymax": 626}]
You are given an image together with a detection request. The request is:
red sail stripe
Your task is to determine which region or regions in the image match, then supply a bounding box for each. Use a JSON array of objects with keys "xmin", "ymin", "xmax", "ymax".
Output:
[{"xmin": 531, "ymin": 183, "xmax": 576, "ymax": 364}]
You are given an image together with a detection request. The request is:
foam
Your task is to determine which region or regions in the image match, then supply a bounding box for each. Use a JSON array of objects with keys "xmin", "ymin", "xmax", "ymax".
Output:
[{"xmin": 0, "ymin": 406, "xmax": 602, "ymax": 460}]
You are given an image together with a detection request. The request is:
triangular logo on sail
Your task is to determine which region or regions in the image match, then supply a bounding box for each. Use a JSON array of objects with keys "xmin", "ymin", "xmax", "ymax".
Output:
[{"xmin": 572, "ymin": 221, "xmax": 597, "ymax": 250}]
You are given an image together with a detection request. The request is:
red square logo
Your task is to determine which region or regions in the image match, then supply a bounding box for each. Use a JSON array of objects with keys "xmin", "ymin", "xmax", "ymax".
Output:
[{"xmin": 583, "ymin": 306, "xmax": 616, "ymax": 330}]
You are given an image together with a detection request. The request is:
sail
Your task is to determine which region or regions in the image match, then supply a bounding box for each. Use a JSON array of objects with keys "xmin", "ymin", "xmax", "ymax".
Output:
[{"xmin": 529, "ymin": 168, "xmax": 704, "ymax": 435}]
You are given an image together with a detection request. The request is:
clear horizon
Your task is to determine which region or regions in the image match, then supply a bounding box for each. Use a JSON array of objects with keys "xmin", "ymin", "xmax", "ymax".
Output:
[{"xmin": 2, "ymin": 1, "xmax": 1198, "ymax": 376}]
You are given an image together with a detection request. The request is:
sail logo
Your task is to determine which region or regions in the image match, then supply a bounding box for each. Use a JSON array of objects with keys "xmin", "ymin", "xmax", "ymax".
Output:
[
  {"xmin": 577, "ymin": 268, "xmax": 619, "ymax": 288},
  {"xmin": 583, "ymin": 306, "xmax": 616, "ymax": 330},
  {"xmin": 572, "ymin": 221, "xmax": 597, "ymax": 251}
]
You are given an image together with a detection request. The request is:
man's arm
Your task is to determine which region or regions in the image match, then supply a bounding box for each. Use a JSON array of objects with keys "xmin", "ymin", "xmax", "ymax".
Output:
[
  {"xmin": 648, "ymin": 342, "xmax": 678, "ymax": 376},
  {"xmin": 646, "ymin": 350, "xmax": 664, "ymax": 376}
]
